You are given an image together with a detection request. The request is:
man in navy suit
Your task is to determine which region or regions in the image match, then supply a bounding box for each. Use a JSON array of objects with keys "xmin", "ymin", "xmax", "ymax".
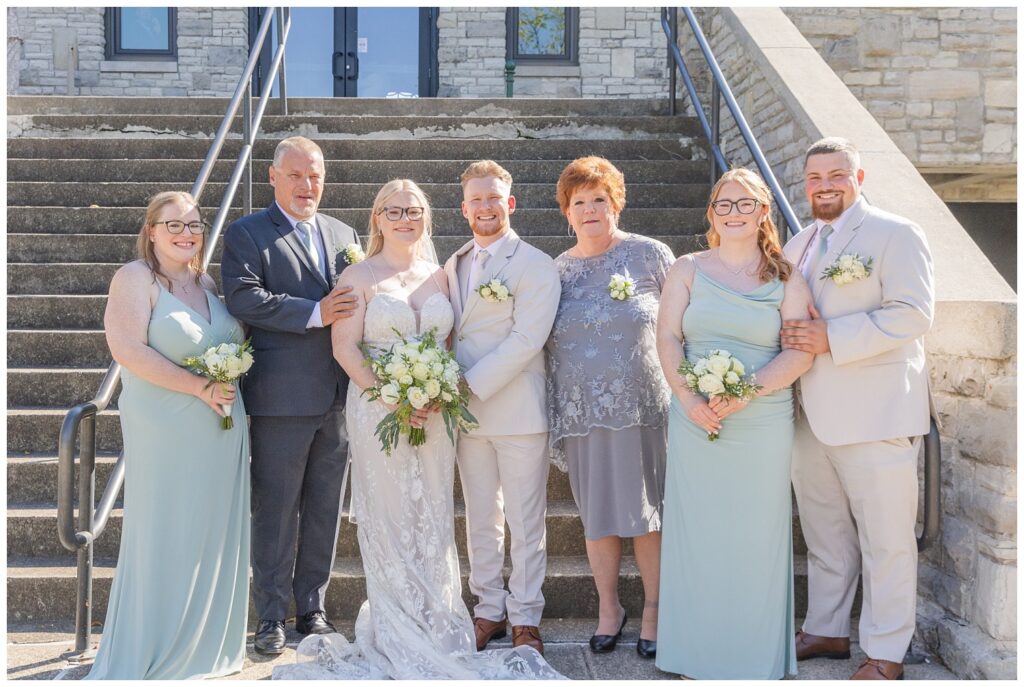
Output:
[{"xmin": 221, "ymin": 136, "xmax": 360, "ymax": 655}]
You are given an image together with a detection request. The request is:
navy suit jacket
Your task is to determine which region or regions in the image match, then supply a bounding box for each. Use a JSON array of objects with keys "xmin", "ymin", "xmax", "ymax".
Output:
[{"xmin": 221, "ymin": 203, "xmax": 360, "ymax": 416}]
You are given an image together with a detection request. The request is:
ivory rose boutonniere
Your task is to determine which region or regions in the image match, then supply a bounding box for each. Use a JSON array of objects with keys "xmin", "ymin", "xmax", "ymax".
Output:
[
  {"xmin": 821, "ymin": 253, "xmax": 872, "ymax": 286},
  {"xmin": 477, "ymin": 278, "xmax": 511, "ymax": 303},
  {"xmin": 338, "ymin": 243, "xmax": 365, "ymax": 265},
  {"xmin": 608, "ymin": 273, "xmax": 637, "ymax": 301}
]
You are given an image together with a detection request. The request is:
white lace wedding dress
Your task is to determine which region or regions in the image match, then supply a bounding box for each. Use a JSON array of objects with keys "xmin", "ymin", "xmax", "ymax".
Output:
[{"xmin": 273, "ymin": 290, "xmax": 563, "ymax": 680}]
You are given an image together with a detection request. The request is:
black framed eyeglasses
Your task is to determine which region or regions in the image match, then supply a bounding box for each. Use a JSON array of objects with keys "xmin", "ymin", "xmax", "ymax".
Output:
[
  {"xmin": 377, "ymin": 206, "xmax": 425, "ymax": 221},
  {"xmin": 153, "ymin": 220, "xmax": 209, "ymax": 235},
  {"xmin": 711, "ymin": 198, "xmax": 761, "ymax": 216}
]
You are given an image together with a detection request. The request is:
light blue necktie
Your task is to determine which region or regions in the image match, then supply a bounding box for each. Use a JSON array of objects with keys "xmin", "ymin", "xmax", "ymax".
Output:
[
  {"xmin": 296, "ymin": 221, "xmax": 321, "ymax": 275},
  {"xmin": 809, "ymin": 223, "xmax": 834, "ymax": 278}
]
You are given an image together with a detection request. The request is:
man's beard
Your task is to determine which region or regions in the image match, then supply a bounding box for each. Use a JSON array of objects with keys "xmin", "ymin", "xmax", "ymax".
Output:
[
  {"xmin": 811, "ymin": 196, "xmax": 844, "ymax": 221},
  {"xmin": 468, "ymin": 217, "xmax": 507, "ymax": 236}
]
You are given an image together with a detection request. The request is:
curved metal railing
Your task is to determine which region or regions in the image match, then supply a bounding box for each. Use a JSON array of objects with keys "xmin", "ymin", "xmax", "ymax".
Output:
[
  {"xmin": 661, "ymin": 7, "xmax": 941, "ymax": 551},
  {"xmin": 56, "ymin": 7, "xmax": 292, "ymax": 660}
]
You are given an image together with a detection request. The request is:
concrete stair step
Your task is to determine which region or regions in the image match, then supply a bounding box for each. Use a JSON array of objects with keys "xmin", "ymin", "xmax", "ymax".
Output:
[
  {"xmin": 8, "ymin": 137, "xmax": 706, "ymax": 161},
  {"xmin": 7, "ymin": 368, "xmax": 114, "ymax": 409},
  {"xmin": 8, "ymin": 207, "xmax": 707, "ymax": 236},
  {"xmin": 7, "ymin": 329, "xmax": 111, "ymax": 367},
  {"xmin": 6, "ymin": 451, "xmax": 577, "ymax": 505},
  {"xmin": 7, "ymin": 554, "xmax": 832, "ymax": 625},
  {"xmin": 6, "ymin": 263, "xmax": 215, "ymax": 296},
  {"xmin": 14, "ymin": 114, "xmax": 703, "ymax": 139},
  {"xmin": 7, "ymin": 181, "xmax": 710, "ymax": 209},
  {"xmin": 8, "ymin": 96, "xmax": 675, "ymax": 117},
  {"xmin": 7, "ymin": 408, "xmax": 121, "ymax": 453},
  {"xmin": 8, "ymin": 296, "xmax": 107, "ymax": 330},
  {"xmin": 7, "ymin": 158, "xmax": 709, "ymax": 184}
]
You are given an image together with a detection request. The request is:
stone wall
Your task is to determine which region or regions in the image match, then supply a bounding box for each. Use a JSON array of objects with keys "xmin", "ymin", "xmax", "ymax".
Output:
[
  {"xmin": 8, "ymin": 7, "xmax": 247, "ymax": 97},
  {"xmin": 679, "ymin": 8, "xmax": 1017, "ymax": 679},
  {"xmin": 782, "ymin": 7, "xmax": 1017, "ymax": 168},
  {"xmin": 436, "ymin": 7, "xmax": 669, "ymax": 98}
]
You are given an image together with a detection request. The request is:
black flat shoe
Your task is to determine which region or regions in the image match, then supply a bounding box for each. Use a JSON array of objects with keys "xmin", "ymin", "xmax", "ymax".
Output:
[
  {"xmin": 296, "ymin": 610, "xmax": 337, "ymax": 635},
  {"xmin": 636, "ymin": 638, "xmax": 657, "ymax": 658},
  {"xmin": 589, "ymin": 611, "xmax": 628, "ymax": 653},
  {"xmin": 254, "ymin": 619, "xmax": 286, "ymax": 655}
]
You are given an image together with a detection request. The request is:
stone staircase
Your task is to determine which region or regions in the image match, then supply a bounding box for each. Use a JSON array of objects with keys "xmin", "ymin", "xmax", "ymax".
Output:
[{"xmin": 7, "ymin": 95, "xmax": 828, "ymax": 632}]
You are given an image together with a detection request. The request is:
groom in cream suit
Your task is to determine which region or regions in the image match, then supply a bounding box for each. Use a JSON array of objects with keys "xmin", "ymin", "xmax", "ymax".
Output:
[
  {"xmin": 782, "ymin": 138, "xmax": 934, "ymax": 681},
  {"xmin": 443, "ymin": 160, "xmax": 560, "ymax": 655}
]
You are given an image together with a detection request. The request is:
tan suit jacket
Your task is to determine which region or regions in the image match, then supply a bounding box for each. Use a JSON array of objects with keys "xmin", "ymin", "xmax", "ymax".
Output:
[
  {"xmin": 783, "ymin": 199, "xmax": 935, "ymax": 446},
  {"xmin": 444, "ymin": 229, "xmax": 561, "ymax": 436}
]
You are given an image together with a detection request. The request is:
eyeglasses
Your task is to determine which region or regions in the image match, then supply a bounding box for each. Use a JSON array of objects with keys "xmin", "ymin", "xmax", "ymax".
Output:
[
  {"xmin": 377, "ymin": 206, "xmax": 425, "ymax": 221},
  {"xmin": 710, "ymin": 198, "xmax": 761, "ymax": 216},
  {"xmin": 153, "ymin": 220, "xmax": 209, "ymax": 235}
]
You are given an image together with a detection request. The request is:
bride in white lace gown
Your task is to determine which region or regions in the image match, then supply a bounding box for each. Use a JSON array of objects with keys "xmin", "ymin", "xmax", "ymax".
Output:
[{"xmin": 272, "ymin": 181, "xmax": 562, "ymax": 680}]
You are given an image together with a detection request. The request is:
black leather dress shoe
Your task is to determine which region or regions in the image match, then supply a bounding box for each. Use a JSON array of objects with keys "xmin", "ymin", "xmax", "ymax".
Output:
[
  {"xmin": 254, "ymin": 619, "xmax": 286, "ymax": 655},
  {"xmin": 296, "ymin": 610, "xmax": 336, "ymax": 635},
  {"xmin": 589, "ymin": 611, "xmax": 628, "ymax": 653},
  {"xmin": 636, "ymin": 638, "xmax": 657, "ymax": 658}
]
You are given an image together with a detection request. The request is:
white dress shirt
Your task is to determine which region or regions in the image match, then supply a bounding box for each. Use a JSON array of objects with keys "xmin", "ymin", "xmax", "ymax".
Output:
[
  {"xmin": 799, "ymin": 196, "xmax": 865, "ymax": 280},
  {"xmin": 275, "ymin": 202, "xmax": 328, "ymax": 329},
  {"xmin": 468, "ymin": 230, "xmax": 510, "ymax": 296}
]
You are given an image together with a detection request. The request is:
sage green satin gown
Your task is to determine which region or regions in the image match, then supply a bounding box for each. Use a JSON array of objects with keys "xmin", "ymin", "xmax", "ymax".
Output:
[
  {"xmin": 656, "ymin": 268, "xmax": 797, "ymax": 680},
  {"xmin": 87, "ymin": 284, "xmax": 250, "ymax": 680}
]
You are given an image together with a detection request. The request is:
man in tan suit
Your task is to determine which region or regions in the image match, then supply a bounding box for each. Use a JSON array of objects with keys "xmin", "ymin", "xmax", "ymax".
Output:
[
  {"xmin": 781, "ymin": 138, "xmax": 934, "ymax": 680},
  {"xmin": 443, "ymin": 160, "xmax": 561, "ymax": 655}
]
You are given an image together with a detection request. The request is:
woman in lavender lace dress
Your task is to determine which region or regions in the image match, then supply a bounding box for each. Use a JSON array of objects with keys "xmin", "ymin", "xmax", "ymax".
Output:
[{"xmin": 545, "ymin": 157, "xmax": 674, "ymax": 658}]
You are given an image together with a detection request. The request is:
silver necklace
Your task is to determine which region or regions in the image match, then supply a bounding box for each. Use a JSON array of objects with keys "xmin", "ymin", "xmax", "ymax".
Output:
[{"xmin": 716, "ymin": 251, "xmax": 761, "ymax": 276}]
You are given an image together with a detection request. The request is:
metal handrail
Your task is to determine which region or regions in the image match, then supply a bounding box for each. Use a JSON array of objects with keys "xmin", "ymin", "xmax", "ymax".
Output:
[
  {"xmin": 661, "ymin": 7, "xmax": 941, "ymax": 552},
  {"xmin": 56, "ymin": 7, "xmax": 291, "ymax": 660},
  {"xmin": 661, "ymin": 7, "xmax": 801, "ymax": 240}
]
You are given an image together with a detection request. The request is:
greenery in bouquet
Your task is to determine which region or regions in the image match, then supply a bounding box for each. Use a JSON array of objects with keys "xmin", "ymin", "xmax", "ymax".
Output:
[{"xmin": 677, "ymin": 348, "xmax": 762, "ymax": 441}]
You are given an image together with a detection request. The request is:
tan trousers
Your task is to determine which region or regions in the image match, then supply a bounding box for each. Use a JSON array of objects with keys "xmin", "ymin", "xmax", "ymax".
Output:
[
  {"xmin": 457, "ymin": 431, "xmax": 550, "ymax": 627},
  {"xmin": 791, "ymin": 413, "xmax": 920, "ymax": 663}
]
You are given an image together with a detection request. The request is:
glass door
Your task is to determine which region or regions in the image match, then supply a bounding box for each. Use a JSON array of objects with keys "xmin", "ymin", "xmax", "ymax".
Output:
[{"xmin": 254, "ymin": 8, "xmax": 438, "ymax": 97}]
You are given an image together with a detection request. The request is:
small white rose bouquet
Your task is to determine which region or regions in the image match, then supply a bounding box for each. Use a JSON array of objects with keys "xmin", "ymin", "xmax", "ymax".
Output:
[
  {"xmin": 608, "ymin": 273, "xmax": 637, "ymax": 301},
  {"xmin": 362, "ymin": 328, "xmax": 479, "ymax": 456},
  {"xmin": 183, "ymin": 339, "xmax": 255, "ymax": 430},
  {"xmin": 677, "ymin": 348, "xmax": 762, "ymax": 441},
  {"xmin": 821, "ymin": 253, "xmax": 872, "ymax": 286},
  {"xmin": 339, "ymin": 243, "xmax": 365, "ymax": 265},
  {"xmin": 476, "ymin": 278, "xmax": 510, "ymax": 303}
]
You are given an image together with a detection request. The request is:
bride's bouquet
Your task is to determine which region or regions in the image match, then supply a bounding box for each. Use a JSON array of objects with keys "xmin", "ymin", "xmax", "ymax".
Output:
[
  {"xmin": 678, "ymin": 348, "xmax": 761, "ymax": 441},
  {"xmin": 362, "ymin": 328, "xmax": 478, "ymax": 455},
  {"xmin": 183, "ymin": 340, "xmax": 254, "ymax": 429}
]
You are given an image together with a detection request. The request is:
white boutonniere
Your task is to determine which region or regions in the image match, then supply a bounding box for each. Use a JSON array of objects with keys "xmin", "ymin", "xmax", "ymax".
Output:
[
  {"xmin": 476, "ymin": 278, "xmax": 511, "ymax": 303},
  {"xmin": 608, "ymin": 273, "xmax": 637, "ymax": 301},
  {"xmin": 821, "ymin": 253, "xmax": 872, "ymax": 286},
  {"xmin": 338, "ymin": 243, "xmax": 365, "ymax": 265}
]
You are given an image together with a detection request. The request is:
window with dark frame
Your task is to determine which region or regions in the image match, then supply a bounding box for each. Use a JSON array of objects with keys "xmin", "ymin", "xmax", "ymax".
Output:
[
  {"xmin": 105, "ymin": 7, "xmax": 177, "ymax": 60},
  {"xmin": 506, "ymin": 8, "xmax": 578, "ymax": 65}
]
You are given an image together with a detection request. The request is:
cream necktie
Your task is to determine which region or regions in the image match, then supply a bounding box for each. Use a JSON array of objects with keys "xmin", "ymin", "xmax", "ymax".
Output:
[
  {"xmin": 468, "ymin": 249, "xmax": 490, "ymax": 300},
  {"xmin": 296, "ymin": 221, "xmax": 321, "ymax": 275}
]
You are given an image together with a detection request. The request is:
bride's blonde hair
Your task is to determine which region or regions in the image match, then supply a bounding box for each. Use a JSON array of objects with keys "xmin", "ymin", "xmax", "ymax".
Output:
[{"xmin": 366, "ymin": 179, "xmax": 434, "ymax": 261}]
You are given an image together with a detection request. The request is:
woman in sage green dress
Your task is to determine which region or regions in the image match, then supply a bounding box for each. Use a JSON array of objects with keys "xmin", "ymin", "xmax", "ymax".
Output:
[
  {"xmin": 654, "ymin": 169, "xmax": 814, "ymax": 679},
  {"xmin": 86, "ymin": 192, "xmax": 250, "ymax": 680}
]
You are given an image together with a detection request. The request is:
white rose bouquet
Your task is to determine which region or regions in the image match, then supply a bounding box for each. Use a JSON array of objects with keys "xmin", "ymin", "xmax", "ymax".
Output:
[
  {"xmin": 608, "ymin": 273, "xmax": 637, "ymax": 301},
  {"xmin": 476, "ymin": 278, "xmax": 511, "ymax": 303},
  {"xmin": 361, "ymin": 328, "xmax": 479, "ymax": 456},
  {"xmin": 677, "ymin": 348, "xmax": 762, "ymax": 441},
  {"xmin": 821, "ymin": 253, "xmax": 872, "ymax": 286},
  {"xmin": 183, "ymin": 339, "xmax": 255, "ymax": 430}
]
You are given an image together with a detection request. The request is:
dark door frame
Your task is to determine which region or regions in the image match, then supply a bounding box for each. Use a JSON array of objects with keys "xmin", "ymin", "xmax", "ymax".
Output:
[{"xmin": 249, "ymin": 7, "xmax": 439, "ymax": 97}]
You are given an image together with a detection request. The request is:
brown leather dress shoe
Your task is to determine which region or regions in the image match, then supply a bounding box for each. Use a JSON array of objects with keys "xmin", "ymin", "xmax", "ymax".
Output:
[
  {"xmin": 795, "ymin": 630, "xmax": 852, "ymax": 660},
  {"xmin": 473, "ymin": 616, "xmax": 507, "ymax": 651},
  {"xmin": 851, "ymin": 658, "xmax": 904, "ymax": 680},
  {"xmin": 511, "ymin": 625, "xmax": 544, "ymax": 655}
]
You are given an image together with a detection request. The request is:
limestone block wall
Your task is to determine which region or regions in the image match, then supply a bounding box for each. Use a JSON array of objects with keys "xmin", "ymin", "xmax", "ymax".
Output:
[
  {"xmin": 782, "ymin": 7, "xmax": 1017, "ymax": 168},
  {"xmin": 8, "ymin": 7, "xmax": 246, "ymax": 96},
  {"xmin": 679, "ymin": 8, "xmax": 1017, "ymax": 679},
  {"xmin": 436, "ymin": 7, "xmax": 669, "ymax": 98}
]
